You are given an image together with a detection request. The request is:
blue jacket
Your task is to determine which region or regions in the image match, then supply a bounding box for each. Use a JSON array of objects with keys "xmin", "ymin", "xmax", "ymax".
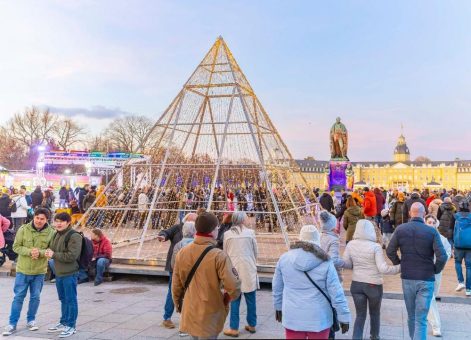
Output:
[
  {"xmin": 272, "ymin": 241, "xmax": 351, "ymax": 332},
  {"xmin": 386, "ymin": 217, "xmax": 447, "ymax": 281}
]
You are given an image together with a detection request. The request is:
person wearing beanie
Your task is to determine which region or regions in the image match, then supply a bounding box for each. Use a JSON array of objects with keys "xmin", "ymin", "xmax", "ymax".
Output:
[
  {"xmin": 424, "ymin": 214, "xmax": 451, "ymax": 337},
  {"xmin": 342, "ymin": 219, "xmax": 400, "ymax": 340},
  {"xmin": 172, "ymin": 212, "xmax": 241, "ymax": 339},
  {"xmin": 273, "ymin": 225, "xmax": 350, "ymax": 339},
  {"xmin": 319, "ymin": 211, "xmax": 344, "ymax": 282},
  {"xmin": 380, "ymin": 209, "xmax": 394, "ymax": 249}
]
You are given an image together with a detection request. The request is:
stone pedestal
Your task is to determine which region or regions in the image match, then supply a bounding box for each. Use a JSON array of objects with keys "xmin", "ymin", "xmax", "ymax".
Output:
[{"xmin": 327, "ymin": 160, "xmax": 354, "ymax": 192}]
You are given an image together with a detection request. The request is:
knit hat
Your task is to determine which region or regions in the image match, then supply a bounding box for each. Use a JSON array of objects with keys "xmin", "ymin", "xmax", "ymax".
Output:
[
  {"xmin": 319, "ymin": 211, "xmax": 337, "ymax": 231},
  {"xmin": 299, "ymin": 225, "xmax": 321, "ymax": 246},
  {"xmin": 381, "ymin": 209, "xmax": 389, "ymax": 217},
  {"xmin": 195, "ymin": 211, "xmax": 219, "ymax": 233}
]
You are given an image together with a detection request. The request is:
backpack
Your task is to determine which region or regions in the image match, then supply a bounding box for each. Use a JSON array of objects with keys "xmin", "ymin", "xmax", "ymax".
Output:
[
  {"xmin": 454, "ymin": 213, "xmax": 471, "ymax": 249},
  {"xmin": 63, "ymin": 230, "xmax": 94, "ymax": 269}
]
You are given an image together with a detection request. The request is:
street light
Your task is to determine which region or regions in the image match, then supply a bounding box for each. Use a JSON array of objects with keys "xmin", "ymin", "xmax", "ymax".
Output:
[{"xmin": 64, "ymin": 168, "xmax": 71, "ymax": 175}]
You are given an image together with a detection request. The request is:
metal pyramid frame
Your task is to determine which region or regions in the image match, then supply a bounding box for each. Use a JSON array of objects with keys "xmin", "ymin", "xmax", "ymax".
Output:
[{"xmin": 78, "ymin": 37, "xmax": 318, "ymax": 267}]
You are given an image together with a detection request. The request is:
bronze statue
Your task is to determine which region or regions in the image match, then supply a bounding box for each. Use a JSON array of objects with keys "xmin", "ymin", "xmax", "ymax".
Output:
[{"xmin": 330, "ymin": 117, "xmax": 348, "ymax": 160}]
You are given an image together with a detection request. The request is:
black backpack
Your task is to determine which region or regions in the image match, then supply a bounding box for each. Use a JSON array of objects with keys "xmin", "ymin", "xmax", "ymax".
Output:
[
  {"xmin": 8, "ymin": 199, "xmax": 17, "ymax": 213},
  {"xmin": 63, "ymin": 230, "xmax": 94, "ymax": 269}
]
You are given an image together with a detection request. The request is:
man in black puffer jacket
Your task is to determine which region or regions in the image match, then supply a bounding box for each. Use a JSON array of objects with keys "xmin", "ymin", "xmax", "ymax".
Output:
[
  {"xmin": 437, "ymin": 197, "xmax": 456, "ymax": 248},
  {"xmin": 31, "ymin": 186, "xmax": 43, "ymax": 209},
  {"xmin": 387, "ymin": 202, "xmax": 447, "ymax": 339},
  {"xmin": 402, "ymin": 190, "xmax": 428, "ymax": 223}
]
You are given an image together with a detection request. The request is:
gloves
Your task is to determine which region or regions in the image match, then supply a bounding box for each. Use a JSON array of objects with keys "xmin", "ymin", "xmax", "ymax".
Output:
[
  {"xmin": 340, "ymin": 323, "xmax": 349, "ymax": 334},
  {"xmin": 275, "ymin": 310, "xmax": 282, "ymax": 323}
]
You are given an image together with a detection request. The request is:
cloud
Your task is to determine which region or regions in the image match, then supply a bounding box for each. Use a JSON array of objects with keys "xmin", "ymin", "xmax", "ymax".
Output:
[{"xmin": 47, "ymin": 105, "xmax": 131, "ymax": 119}]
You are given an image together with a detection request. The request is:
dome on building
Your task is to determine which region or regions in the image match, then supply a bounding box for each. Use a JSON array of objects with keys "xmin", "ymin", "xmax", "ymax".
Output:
[{"xmin": 393, "ymin": 133, "xmax": 411, "ymax": 162}]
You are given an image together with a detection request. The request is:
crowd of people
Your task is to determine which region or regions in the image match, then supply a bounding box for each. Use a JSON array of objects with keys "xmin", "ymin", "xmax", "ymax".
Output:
[{"xmin": 1, "ymin": 182, "xmax": 471, "ymax": 339}]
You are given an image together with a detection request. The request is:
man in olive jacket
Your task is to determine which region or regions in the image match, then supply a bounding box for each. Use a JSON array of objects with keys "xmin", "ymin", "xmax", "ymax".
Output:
[
  {"xmin": 3, "ymin": 208, "xmax": 55, "ymax": 336},
  {"xmin": 45, "ymin": 212, "xmax": 82, "ymax": 338}
]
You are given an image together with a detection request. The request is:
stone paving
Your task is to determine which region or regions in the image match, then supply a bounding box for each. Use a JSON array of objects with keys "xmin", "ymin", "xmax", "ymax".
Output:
[{"xmin": 1, "ymin": 276, "xmax": 471, "ymax": 340}]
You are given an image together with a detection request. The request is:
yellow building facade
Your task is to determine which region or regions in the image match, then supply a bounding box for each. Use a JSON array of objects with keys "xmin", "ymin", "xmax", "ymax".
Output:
[{"xmin": 297, "ymin": 134, "xmax": 471, "ymax": 191}]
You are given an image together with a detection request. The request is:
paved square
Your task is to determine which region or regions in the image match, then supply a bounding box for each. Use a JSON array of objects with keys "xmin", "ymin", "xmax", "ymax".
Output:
[{"xmin": 1, "ymin": 277, "xmax": 471, "ymax": 339}]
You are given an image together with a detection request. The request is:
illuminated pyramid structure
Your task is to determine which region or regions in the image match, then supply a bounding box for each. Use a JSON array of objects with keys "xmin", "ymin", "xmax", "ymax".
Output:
[{"xmin": 78, "ymin": 37, "xmax": 318, "ymax": 266}]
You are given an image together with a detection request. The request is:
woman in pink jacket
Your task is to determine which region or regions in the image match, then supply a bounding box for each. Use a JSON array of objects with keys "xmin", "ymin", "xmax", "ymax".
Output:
[{"xmin": 0, "ymin": 214, "xmax": 11, "ymax": 248}]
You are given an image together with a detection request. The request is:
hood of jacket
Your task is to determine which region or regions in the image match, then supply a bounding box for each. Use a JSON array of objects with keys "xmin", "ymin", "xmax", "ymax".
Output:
[
  {"xmin": 288, "ymin": 241, "xmax": 329, "ymax": 272},
  {"xmin": 431, "ymin": 198, "xmax": 443, "ymax": 205},
  {"xmin": 353, "ymin": 220, "xmax": 376, "ymax": 242},
  {"xmin": 441, "ymin": 202, "xmax": 454, "ymax": 211},
  {"xmin": 346, "ymin": 205, "xmax": 362, "ymax": 216}
]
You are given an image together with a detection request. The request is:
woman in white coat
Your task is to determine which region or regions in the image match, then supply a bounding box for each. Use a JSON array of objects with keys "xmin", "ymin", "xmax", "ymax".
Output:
[
  {"xmin": 223, "ymin": 211, "xmax": 259, "ymax": 337},
  {"xmin": 342, "ymin": 219, "xmax": 401, "ymax": 340},
  {"xmin": 425, "ymin": 214, "xmax": 451, "ymax": 337}
]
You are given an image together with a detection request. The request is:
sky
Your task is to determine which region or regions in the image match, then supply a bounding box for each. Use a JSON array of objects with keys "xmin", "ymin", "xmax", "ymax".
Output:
[{"xmin": 0, "ymin": 0, "xmax": 470, "ymax": 161}]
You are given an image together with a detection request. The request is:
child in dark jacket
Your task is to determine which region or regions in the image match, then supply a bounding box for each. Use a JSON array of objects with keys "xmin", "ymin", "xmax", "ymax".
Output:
[{"xmin": 380, "ymin": 209, "xmax": 394, "ymax": 249}]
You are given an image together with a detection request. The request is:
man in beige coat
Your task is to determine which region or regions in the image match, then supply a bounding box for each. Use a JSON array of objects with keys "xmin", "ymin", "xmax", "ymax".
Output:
[{"xmin": 172, "ymin": 212, "xmax": 241, "ymax": 339}]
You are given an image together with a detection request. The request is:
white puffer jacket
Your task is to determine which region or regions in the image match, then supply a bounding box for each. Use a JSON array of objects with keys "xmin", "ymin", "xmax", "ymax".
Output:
[{"xmin": 343, "ymin": 219, "xmax": 400, "ymax": 285}]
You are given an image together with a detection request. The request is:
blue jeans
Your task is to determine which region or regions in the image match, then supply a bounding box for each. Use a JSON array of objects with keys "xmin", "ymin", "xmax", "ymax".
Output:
[
  {"xmin": 56, "ymin": 273, "xmax": 79, "ymax": 328},
  {"xmin": 78, "ymin": 268, "xmax": 89, "ymax": 282},
  {"xmin": 454, "ymin": 249, "xmax": 471, "ymax": 290},
  {"xmin": 49, "ymin": 259, "xmax": 56, "ymax": 278},
  {"xmin": 229, "ymin": 291, "xmax": 257, "ymax": 330},
  {"xmin": 9, "ymin": 273, "xmax": 45, "ymax": 326},
  {"xmin": 95, "ymin": 258, "xmax": 110, "ymax": 284},
  {"xmin": 402, "ymin": 279, "xmax": 434, "ymax": 340},
  {"xmin": 163, "ymin": 273, "xmax": 174, "ymax": 320}
]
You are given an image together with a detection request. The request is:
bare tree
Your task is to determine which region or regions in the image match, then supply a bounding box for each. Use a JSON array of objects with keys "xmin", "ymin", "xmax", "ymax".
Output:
[
  {"xmin": 52, "ymin": 118, "xmax": 87, "ymax": 150},
  {"xmin": 104, "ymin": 115, "xmax": 154, "ymax": 153},
  {"xmin": 87, "ymin": 136, "xmax": 111, "ymax": 152},
  {"xmin": 414, "ymin": 156, "xmax": 432, "ymax": 162},
  {"xmin": 7, "ymin": 106, "xmax": 58, "ymax": 149},
  {"xmin": 0, "ymin": 127, "xmax": 28, "ymax": 169}
]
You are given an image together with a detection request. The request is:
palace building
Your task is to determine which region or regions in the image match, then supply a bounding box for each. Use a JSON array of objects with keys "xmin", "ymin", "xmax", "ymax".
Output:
[{"xmin": 297, "ymin": 132, "xmax": 471, "ymax": 191}]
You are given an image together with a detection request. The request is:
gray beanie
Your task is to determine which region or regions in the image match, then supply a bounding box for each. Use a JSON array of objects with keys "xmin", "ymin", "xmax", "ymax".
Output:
[{"xmin": 319, "ymin": 211, "xmax": 337, "ymax": 231}]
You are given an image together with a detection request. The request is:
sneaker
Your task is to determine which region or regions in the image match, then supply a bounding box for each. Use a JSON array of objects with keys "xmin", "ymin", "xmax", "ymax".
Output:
[
  {"xmin": 48, "ymin": 323, "xmax": 67, "ymax": 333},
  {"xmin": 94, "ymin": 281, "xmax": 103, "ymax": 287},
  {"xmin": 179, "ymin": 331, "xmax": 188, "ymax": 337},
  {"xmin": 466, "ymin": 290, "xmax": 471, "ymax": 296},
  {"xmin": 432, "ymin": 329, "xmax": 442, "ymax": 337},
  {"xmin": 456, "ymin": 282, "xmax": 466, "ymax": 291},
  {"xmin": 245, "ymin": 325, "xmax": 256, "ymax": 334},
  {"xmin": 27, "ymin": 321, "xmax": 39, "ymax": 331},
  {"xmin": 161, "ymin": 320, "xmax": 175, "ymax": 329},
  {"xmin": 2, "ymin": 325, "xmax": 16, "ymax": 336},
  {"xmin": 223, "ymin": 329, "xmax": 239, "ymax": 337},
  {"xmin": 50, "ymin": 278, "xmax": 56, "ymax": 283},
  {"xmin": 59, "ymin": 327, "xmax": 76, "ymax": 338}
]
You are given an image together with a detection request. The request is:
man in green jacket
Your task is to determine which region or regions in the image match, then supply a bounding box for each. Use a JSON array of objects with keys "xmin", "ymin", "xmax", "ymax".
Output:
[
  {"xmin": 45, "ymin": 212, "xmax": 82, "ymax": 338},
  {"xmin": 3, "ymin": 208, "xmax": 55, "ymax": 336}
]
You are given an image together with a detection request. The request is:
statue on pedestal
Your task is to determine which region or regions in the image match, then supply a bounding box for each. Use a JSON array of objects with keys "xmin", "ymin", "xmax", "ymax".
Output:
[{"xmin": 330, "ymin": 117, "xmax": 348, "ymax": 160}]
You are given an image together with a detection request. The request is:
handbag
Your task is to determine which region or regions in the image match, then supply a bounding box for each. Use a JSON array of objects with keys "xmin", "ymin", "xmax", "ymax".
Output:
[
  {"xmin": 304, "ymin": 271, "xmax": 340, "ymax": 333},
  {"xmin": 177, "ymin": 245, "xmax": 214, "ymax": 312}
]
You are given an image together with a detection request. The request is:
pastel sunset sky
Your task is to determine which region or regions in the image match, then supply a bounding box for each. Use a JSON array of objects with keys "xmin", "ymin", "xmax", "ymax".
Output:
[{"xmin": 1, "ymin": 1, "xmax": 470, "ymax": 161}]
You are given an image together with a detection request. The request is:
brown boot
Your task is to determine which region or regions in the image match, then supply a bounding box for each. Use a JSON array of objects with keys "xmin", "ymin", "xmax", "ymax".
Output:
[
  {"xmin": 161, "ymin": 319, "xmax": 176, "ymax": 329},
  {"xmin": 245, "ymin": 325, "xmax": 256, "ymax": 334},
  {"xmin": 223, "ymin": 329, "xmax": 239, "ymax": 337}
]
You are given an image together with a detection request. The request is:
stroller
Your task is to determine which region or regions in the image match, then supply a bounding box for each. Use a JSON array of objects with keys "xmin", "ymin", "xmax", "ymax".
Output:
[{"xmin": 0, "ymin": 229, "xmax": 17, "ymax": 267}]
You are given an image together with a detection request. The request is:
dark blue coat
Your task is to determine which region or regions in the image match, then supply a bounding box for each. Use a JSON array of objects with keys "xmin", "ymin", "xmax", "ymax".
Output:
[
  {"xmin": 386, "ymin": 217, "xmax": 447, "ymax": 281},
  {"xmin": 380, "ymin": 216, "xmax": 394, "ymax": 234}
]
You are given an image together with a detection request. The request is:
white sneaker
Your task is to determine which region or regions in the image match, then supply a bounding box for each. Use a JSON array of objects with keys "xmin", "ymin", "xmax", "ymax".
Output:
[
  {"xmin": 432, "ymin": 329, "xmax": 442, "ymax": 337},
  {"xmin": 466, "ymin": 290, "xmax": 471, "ymax": 296},
  {"xmin": 26, "ymin": 321, "xmax": 39, "ymax": 331},
  {"xmin": 456, "ymin": 282, "xmax": 466, "ymax": 291},
  {"xmin": 2, "ymin": 325, "xmax": 16, "ymax": 337},
  {"xmin": 48, "ymin": 323, "xmax": 67, "ymax": 333},
  {"xmin": 59, "ymin": 327, "xmax": 76, "ymax": 338}
]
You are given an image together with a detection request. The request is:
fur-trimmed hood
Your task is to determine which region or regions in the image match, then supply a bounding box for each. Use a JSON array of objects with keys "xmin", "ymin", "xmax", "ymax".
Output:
[{"xmin": 288, "ymin": 241, "xmax": 330, "ymax": 272}]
